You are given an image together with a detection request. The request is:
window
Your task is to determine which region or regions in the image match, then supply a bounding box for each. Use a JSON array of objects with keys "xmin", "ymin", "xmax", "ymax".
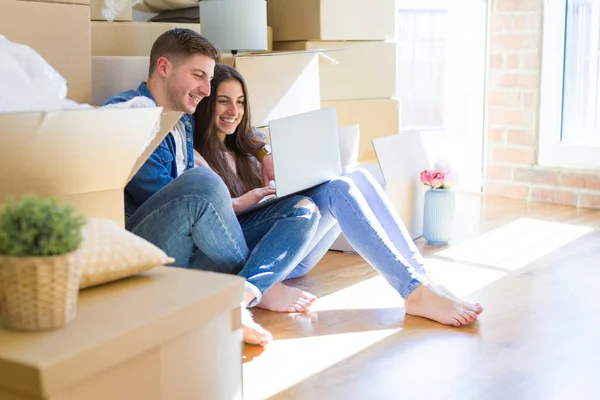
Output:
[
  {"xmin": 396, "ymin": 0, "xmax": 487, "ymax": 192},
  {"xmin": 539, "ymin": 0, "xmax": 600, "ymax": 169}
]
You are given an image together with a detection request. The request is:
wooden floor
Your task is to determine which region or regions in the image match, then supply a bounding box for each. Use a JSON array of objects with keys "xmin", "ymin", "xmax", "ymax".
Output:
[{"xmin": 242, "ymin": 195, "xmax": 600, "ymax": 400}]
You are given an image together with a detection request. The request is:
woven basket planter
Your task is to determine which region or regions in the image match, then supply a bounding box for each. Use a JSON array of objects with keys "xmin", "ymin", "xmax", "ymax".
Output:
[{"xmin": 0, "ymin": 252, "xmax": 81, "ymax": 332}]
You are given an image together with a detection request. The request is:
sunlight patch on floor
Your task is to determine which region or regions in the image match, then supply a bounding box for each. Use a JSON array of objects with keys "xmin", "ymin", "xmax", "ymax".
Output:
[
  {"xmin": 308, "ymin": 257, "xmax": 506, "ymax": 312},
  {"xmin": 243, "ymin": 328, "xmax": 401, "ymax": 400},
  {"xmin": 309, "ymin": 275, "xmax": 401, "ymax": 311},
  {"xmin": 424, "ymin": 258, "xmax": 507, "ymax": 297},
  {"xmin": 436, "ymin": 218, "xmax": 593, "ymax": 270}
]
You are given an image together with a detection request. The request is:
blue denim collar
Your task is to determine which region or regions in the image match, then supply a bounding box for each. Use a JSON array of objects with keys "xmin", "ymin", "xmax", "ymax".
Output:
[{"xmin": 136, "ymin": 82, "xmax": 156, "ymax": 104}]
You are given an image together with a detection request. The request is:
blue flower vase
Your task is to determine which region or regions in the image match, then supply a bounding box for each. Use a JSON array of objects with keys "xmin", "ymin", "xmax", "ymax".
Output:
[{"xmin": 423, "ymin": 188, "xmax": 455, "ymax": 245}]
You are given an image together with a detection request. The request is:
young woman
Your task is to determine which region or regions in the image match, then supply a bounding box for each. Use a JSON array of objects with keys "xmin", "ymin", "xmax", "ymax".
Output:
[{"xmin": 194, "ymin": 64, "xmax": 484, "ymax": 338}]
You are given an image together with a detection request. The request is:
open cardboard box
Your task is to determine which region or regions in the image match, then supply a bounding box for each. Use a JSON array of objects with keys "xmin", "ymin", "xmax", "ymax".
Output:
[
  {"xmin": 0, "ymin": 108, "xmax": 182, "ymax": 228},
  {"xmin": 221, "ymin": 50, "xmax": 337, "ymax": 127},
  {"xmin": 0, "ymin": 0, "xmax": 92, "ymax": 104}
]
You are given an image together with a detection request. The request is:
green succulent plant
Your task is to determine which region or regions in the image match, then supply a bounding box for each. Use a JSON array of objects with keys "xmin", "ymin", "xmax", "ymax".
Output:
[{"xmin": 0, "ymin": 195, "xmax": 86, "ymax": 257}]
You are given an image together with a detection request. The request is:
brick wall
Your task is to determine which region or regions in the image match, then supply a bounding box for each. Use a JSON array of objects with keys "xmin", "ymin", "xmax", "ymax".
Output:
[{"xmin": 484, "ymin": 0, "xmax": 600, "ymax": 209}]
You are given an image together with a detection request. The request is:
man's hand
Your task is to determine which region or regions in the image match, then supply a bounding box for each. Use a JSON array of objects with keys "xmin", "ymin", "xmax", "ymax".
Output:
[{"xmin": 261, "ymin": 154, "xmax": 275, "ymax": 186}]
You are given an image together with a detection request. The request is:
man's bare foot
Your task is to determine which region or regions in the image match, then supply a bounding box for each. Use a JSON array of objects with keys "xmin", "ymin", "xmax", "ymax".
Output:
[
  {"xmin": 257, "ymin": 282, "xmax": 317, "ymax": 313},
  {"xmin": 242, "ymin": 308, "xmax": 272, "ymax": 346},
  {"xmin": 405, "ymin": 284, "xmax": 479, "ymax": 327},
  {"xmin": 422, "ymin": 273, "xmax": 484, "ymax": 315}
]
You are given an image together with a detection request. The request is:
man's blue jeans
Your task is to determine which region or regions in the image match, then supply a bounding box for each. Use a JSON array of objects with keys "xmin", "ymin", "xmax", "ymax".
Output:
[{"xmin": 126, "ymin": 167, "xmax": 320, "ymax": 305}]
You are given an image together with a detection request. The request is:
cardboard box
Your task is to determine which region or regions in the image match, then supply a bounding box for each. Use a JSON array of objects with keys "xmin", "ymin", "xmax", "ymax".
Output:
[
  {"xmin": 267, "ymin": 25, "xmax": 273, "ymax": 52},
  {"xmin": 274, "ymin": 41, "xmax": 397, "ymax": 100},
  {"xmin": 267, "ymin": 0, "xmax": 396, "ymax": 41},
  {"xmin": 322, "ymin": 98, "xmax": 401, "ymax": 163},
  {"xmin": 331, "ymin": 133, "xmax": 431, "ymax": 252},
  {"xmin": 0, "ymin": 0, "xmax": 92, "ymax": 104},
  {"xmin": 92, "ymin": 21, "xmax": 200, "ymax": 56},
  {"xmin": 91, "ymin": 0, "xmax": 132, "ymax": 21},
  {"xmin": 0, "ymin": 267, "xmax": 244, "ymax": 400},
  {"xmin": 0, "ymin": 108, "xmax": 182, "ymax": 227},
  {"xmin": 222, "ymin": 51, "xmax": 324, "ymax": 126},
  {"xmin": 92, "ymin": 56, "xmax": 150, "ymax": 105}
]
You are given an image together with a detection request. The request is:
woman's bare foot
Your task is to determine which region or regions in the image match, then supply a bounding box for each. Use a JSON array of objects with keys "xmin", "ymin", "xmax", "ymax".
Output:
[
  {"xmin": 422, "ymin": 273, "xmax": 484, "ymax": 315},
  {"xmin": 404, "ymin": 284, "xmax": 479, "ymax": 327},
  {"xmin": 257, "ymin": 282, "xmax": 317, "ymax": 313},
  {"xmin": 436, "ymin": 283, "xmax": 484, "ymax": 314},
  {"xmin": 242, "ymin": 308, "xmax": 273, "ymax": 346}
]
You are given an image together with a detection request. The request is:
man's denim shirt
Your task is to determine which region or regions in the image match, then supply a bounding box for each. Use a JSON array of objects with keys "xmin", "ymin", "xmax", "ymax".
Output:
[{"xmin": 102, "ymin": 82, "xmax": 195, "ymax": 219}]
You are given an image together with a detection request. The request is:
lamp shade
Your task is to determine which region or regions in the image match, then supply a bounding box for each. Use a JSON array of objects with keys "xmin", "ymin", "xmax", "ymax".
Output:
[{"xmin": 199, "ymin": 0, "xmax": 267, "ymax": 53}]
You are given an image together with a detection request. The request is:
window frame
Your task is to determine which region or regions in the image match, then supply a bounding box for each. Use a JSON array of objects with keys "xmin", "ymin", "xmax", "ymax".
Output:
[{"xmin": 538, "ymin": 0, "xmax": 600, "ymax": 170}]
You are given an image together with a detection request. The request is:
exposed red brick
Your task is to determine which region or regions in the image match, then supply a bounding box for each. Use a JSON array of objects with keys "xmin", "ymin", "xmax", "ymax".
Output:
[
  {"xmin": 488, "ymin": 109, "xmax": 536, "ymax": 127},
  {"xmin": 505, "ymin": 54, "xmax": 519, "ymax": 69},
  {"xmin": 514, "ymin": 14, "xmax": 541, "ymax": 32},
  {"xmin": 583, "ymin": 175, "xmax": 600, "ymax": 190},
  {"xmin": 495, "ymin": 72, "xmax": 540, "ymax": 89},
  {"xmin": 486, "ymin": 165, "xmax": 513, "ymax": 180},
  {"xmin": 507, "ymin": 130, "xmax": 536, "ymax": 146},
  {"xmin": 521, "ymin": 53, "xmax": 541, "ymax": 70},
  {"xmin": 489, "ymin": 54, "xmax": 503, "ymax": 68},
  {"xmin": 488, "ymin": 128, "xmax": 506, "ymax": 144},
  {"xmin": 560, "ymin": 172, "xmax": 586, "ymax": 188},
  {"xmin": 522, "ymin": 92, "xmax": 538, "ymax": 107},
  {"xmin": 488, "ymin": 90, "xmax": 521, "ymax": 107},
  {"xmin": 491, "ymin": 146, "xmax": 536, "ymax": 165},
  {"xmin": 514, "ymin": 168, "xmax": 559, "ymax": 185},
  {"xmin": 496, "ymin": 0, "xmax": 542, "ymax": 12},
  {"xmin": 484, "ymin": 182, "xmax": 529, "ymax": 200},
  {"xmin": 490, "ymin": 14, "xmax": 514, "ymax": 31},
  {"xmin": 530, "ymin": 188, "xmax": 577, "ymax": 206},
  {"xmin": 561, "ymin": 173, "xmax": 600, "ymax": 190},
  {"xmin": 490, "ymin": 34, "xmax": 538, "ymax": 51},
  {"xmin": 579, "ymin": 194, "xmax": 600, "ymax": 209}
]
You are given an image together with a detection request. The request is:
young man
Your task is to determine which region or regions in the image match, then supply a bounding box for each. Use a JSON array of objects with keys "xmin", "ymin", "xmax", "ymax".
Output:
[{"xmin": 102, "ymin": 29, "xmax": 319, "ymax": 346}]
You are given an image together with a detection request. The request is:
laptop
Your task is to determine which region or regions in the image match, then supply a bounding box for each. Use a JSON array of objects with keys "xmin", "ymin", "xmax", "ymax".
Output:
[{"xmin": 237, "ymin": 107, "xmax": 343, "ymax": 215}]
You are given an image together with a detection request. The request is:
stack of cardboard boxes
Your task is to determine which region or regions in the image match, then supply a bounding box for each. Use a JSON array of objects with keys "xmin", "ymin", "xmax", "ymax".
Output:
[
  {"xmin": 270, "ymin": 0, "xmax": 400, "ymax": 163},
  {"xmin": 89, "ymin": 5, "xmax": 280, "ymax": 110},
  {"xmin": 0, "ymin": 4, "xmax": 244, "ymax": 397},
  {"xmin": 268, "ymin": 0, "xmax": 415, "ymax": 250},
  {"xmin": 90, "ymin": 3, "xmax": 200, "ymax": 58},
  {"xmin": 1, "ymin": 0, "xmax": 92, "ymax": 104},
  {"xmin": 89, "ymin": 0, "xmax": 201, "ymax": 104}
]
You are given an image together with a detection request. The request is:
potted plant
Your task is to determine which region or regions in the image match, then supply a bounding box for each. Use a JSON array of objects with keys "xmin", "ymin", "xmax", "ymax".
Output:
[
  {"xmin": 420, "ymin": 160, "xmax": 459, "ymax": 245},
  {"xmin": 0, "ymin": 195, "xmax": 86, "ymax": 331}
]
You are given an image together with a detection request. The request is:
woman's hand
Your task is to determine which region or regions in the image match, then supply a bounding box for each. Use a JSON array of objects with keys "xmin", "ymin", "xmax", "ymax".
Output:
[{"xmin": 232, "ymin": 185, "xmax": 276, "ymax": 214}]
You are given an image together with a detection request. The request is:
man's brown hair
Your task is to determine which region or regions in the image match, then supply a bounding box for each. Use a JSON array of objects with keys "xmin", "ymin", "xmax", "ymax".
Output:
[{"xmin": 149, "ymin": 28, "xmax": 221, "ymax": 76}]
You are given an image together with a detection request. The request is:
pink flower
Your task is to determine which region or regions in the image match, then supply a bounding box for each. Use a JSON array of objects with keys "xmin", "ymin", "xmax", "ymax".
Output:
[
  {"xmin": 420, "ymin": 169, "xmax": 432, "ymax": 186},
  {"xmin": 430, "ymin": 171, "xmax": 445, "ymax": 189}
]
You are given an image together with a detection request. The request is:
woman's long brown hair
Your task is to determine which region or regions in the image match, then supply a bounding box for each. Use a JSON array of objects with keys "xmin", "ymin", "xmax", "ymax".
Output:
[{"xmin": 193, "ymin": 64, "xmax": 263, "ymax": 197}]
